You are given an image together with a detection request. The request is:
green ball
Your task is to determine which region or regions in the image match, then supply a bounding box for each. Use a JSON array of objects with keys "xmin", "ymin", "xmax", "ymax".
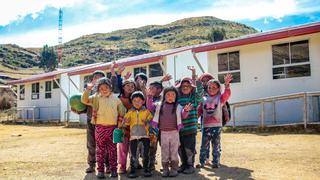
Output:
[{"xmin": 69, "ymin": 94, "xmax": 87, "ymax": 112}]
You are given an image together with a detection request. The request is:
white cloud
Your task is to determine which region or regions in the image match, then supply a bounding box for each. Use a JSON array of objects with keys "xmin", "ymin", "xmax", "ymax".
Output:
[{"xmin": 0, "ymin": 0, "xmax": 82, "ymax": 26}]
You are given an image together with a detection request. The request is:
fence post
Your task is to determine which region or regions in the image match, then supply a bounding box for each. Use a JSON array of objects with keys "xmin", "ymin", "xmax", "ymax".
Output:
[
  {"xmin": 261, "ymin": 102, "xmax": 265, "ymax": 127},
  {"xmin": 232, "ymin": 106, "xmax": 236, "ymax": 128},
  {"xmin": 272, "ymin": 101, "xmax": 276, "ymax": 125},
  {"xmin": 303, "ymin": 93, "xmax": 308, "ymax": 129}
]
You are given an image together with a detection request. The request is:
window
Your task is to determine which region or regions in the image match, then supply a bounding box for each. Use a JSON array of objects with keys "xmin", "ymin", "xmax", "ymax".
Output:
[
  {"xmin": 272, "ymin": 40, "xmax": 310, "ymax": 79},
  {"xmin": 45, "ymin": 81, "xmax": 52, "ymax": 99},
  {"xmin": 106, "ymin": 72, "xmax": 112, "ymax": 78},
  {"xmin": 53, "ymin": 79, "xmax": 60, "ymax": 89},
  {"xmin": 19, "ymin": 85, "xmax": 25, "ymax": 100},
  {"xmin": 149, "ymin": 63, "xmax": 163, "ymax": 78},
  {"xmin": 134, "ymin": 66, "xmax": 147, "ymax": 78},
  {"xmin": 217, "ymin": 51, "xmax": 240, "ymax": 83},
  {"xmin": 31, "ymin": 83, "xmax": 39, "ymax": 100}
]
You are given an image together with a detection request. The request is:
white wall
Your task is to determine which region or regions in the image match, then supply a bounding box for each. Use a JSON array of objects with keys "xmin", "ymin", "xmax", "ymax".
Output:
[{"xmin": 16, "ymin": 79, "xmax": 61, "ymax": 120}]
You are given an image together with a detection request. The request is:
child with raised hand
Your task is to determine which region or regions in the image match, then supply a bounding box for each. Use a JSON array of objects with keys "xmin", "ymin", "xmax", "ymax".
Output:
[
  {"xmin": 124, "ymin": 91, "xmax": 153, "ymax": 178},
  {"xmin": 176, "ymin": 66, "xmax": 204, "ymax": 174},
  {"xmin": 150, "ymin": 86, "xmax": 192, "ymax": 177},
  {"xmin": 197, "ymin": 74, "xmax": 232, "ymax": 169},
  {"xmin": 81, "ymin": 77, "xmax": 126, "ymax": 178}
]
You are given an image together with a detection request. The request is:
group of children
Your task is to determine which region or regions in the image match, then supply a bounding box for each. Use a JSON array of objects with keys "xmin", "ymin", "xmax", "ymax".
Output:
[{"xmin": 80, "ymin": 63, "xmax": 232, "ymax": 178}]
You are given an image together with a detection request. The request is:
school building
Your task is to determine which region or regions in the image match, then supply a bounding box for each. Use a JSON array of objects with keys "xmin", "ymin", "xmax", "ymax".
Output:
[{"xmin": 8, "ymin": 22, "xmax": 320, "ymax": 126}]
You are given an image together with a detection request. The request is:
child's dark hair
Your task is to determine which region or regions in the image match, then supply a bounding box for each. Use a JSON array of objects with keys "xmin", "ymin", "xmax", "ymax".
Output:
[{"xmin": 160, "ymin": 86, "xmax": 179, "ymax": 115}]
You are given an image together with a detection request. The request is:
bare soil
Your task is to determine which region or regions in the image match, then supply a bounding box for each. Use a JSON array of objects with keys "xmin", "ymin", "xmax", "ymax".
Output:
[{"xmin": 0, "ymin": 124, "xmax": 319, "ymax": 180}]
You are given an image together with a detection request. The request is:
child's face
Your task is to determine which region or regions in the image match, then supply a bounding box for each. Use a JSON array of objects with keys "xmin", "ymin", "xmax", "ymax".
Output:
[
  {"xmin": 149, "ymin": 85, "xmax": 162, "ymax": 97},
  {"xmin": 132, "ymin": 97, "xmax": 144, "ymax": 109},
  {"xmin": 99, "ymin": 84, "xmax": 112, "ymax": 97},
  {"xmin": 136, "ymin": 77, "xmax": 146, "ymax": 87},
  {"xmin": 123, "ymin": 83, "xmax": 136, "ymax": 95},
  {"xmin": 180, "ymin": 82, "xmax": 192, "ymax": 95},
  {"xmin": 165, "ymin": 91, "xmax": 176, "ymax": 103},
  {"xmin": 201, "ymin": 77, "xmax": 211, "ymax": 86},
  {"xmin": 207, "ymin": 82, "xmax": 220, "ymax": 96}
]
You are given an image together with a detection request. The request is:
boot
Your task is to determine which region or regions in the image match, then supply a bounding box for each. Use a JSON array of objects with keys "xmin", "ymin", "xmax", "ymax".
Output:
[
  {"xmin": 85, "ymin": 166, "xmax": 95, "ymax": 173},
  {"xmin": 169, "ymin": 161, "xmax": 179, "ymax": 177},
  {"xmin": 97, "ymin": 171, "xmax": 105, "ymax": 179},
  {"xmin": 161, "ymin": 161, "xmax": 169, "ymax": 177},
  {"xmin": 128, "ymin": 167, "xmax": 138, "ymax": 178},
  {"xmin": 143, "ymin": 169, "xmax": 152, "ymax": 177}
]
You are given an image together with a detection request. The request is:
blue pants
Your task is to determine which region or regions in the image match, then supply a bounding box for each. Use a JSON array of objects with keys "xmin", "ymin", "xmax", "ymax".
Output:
[{"xmin": 199, "ymin": 127, "xmax": 222, "ymax": 165}]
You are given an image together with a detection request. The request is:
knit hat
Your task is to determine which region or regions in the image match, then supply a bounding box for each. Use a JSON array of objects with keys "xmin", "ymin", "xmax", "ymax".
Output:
[
  {"xmin": 198, "ymin": 73, "xmax": 214, "ymax": 82},
  {"xmin": 207, "ymin": 79, "xmax": 221, "ymax": 89},
  {"xmin": 130, "ymin": 91, "xmax": 145, "ymax": 101},
  {"xmin": 93, "ymin": 70, "xmax": 105, "ymax": 77},
  {"xmin": 122, "ymin": 79, "xmax": 136, "ymax": 88},
  {"xmin": 134, "ymin": 72, "xmax": 148, "ymax": 82},
  {"xmin": 97, "ymin": 77, "xmax": 112, "ymax": 90},
  {"xmin": 175, "ymin": 77, "xmax": 196, "ymax": 88},
  {"xmin": 149, "ymin": 81, "xmax": 163, "ymax": 90}
]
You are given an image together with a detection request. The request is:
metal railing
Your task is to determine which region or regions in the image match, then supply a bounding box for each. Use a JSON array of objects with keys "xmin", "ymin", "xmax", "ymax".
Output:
[
  {"xmin": 15, "ymin": 106, "xmax": 60, "ymax": 122},
  {"xmin": 230, "ymin": 91, "xmax": 320, "ymax": 129}
]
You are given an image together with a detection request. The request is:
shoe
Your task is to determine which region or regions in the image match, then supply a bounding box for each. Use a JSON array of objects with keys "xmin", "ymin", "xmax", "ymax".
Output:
[
  {"xmin": 162, "ymin": 170, "xmax": 169, "ymax": 177},
  {"xmin": 177, "ymin": 165, "xmax": 186, "ymax": 173},
  {"xmin": 85, "ymin": 166, "xmax": 95, "ymax": 173},
  {"xmin": 205, "ymin": 159, "xmax": 211, "ymax": 165},
  {"xmin": 143, "ymin": 169, "xmax": 152, "ymax": 177},
  {"xmin": 97, "ymin": 172, "xmax": 105, "ymax": 179},
  {"xmin": 183, "ymin": 166, "xmax": 195, "ymax": 174},
  {"xmin": 110, "ymin": 171, "xmax": 118, "ymax": 178},
  {"xmin": 212, "ymin": 164, "xmax": 220, "ymax": 168},
  {"xmin": 118, "ymin": 168, "xmax": 126, "ymax": 174},
  {"xmin": 196, "ymin": 163, "xmax": 204, "ymax": 168},
  {"xmin": 169, "ymin": 170, "xmax": 178, "ymax": 177},
  {"xmin": 137, "ymin": 163, "xmax": 143, "ymax": 169},
  {"xmin": 128, "ymin": 169, "xmax": 138, "ymax": 178}
]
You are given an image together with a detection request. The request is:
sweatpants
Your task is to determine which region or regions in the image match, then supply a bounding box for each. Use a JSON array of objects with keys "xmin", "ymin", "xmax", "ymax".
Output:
[
  {"xmin": 95, "ymin": 125, "xmax": 117, "ymax": 172},
  {"xmin": 199, "ymin": 127, "xmax": 222, "ymax": 165},
  {"xmin": 117, "ymin": 136, "xmax": 129, "ymax": 171},
  {"xmin": 161, "ymin": 130, "xmax": 180, "ymax": 170},
  {"xmin": 179, "ymin": 133, "xmax": 196, "ymax": 168},
  {"xmin": 130, "ymin": 138, "xmax": 150, "ymax": 170}
]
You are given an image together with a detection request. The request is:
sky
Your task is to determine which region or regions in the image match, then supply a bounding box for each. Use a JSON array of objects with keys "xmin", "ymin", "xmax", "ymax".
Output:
[{"xmin": 0, "ymin": 0, "xmax": 319, "ymax": 48}]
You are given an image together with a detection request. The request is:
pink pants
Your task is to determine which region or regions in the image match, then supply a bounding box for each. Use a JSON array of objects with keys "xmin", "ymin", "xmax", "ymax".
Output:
[
  {"xmin": 161, "ymin": 130, "xmax": 180, "ymax": 163},
  {"xmin": 117, "ymin": 136, "xmax": 129, "ymax": 170}
]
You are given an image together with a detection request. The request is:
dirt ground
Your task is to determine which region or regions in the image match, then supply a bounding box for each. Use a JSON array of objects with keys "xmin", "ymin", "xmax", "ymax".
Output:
[{"xmin": 0, "ymin": 124, "xmax": 319, "ymax": 180}]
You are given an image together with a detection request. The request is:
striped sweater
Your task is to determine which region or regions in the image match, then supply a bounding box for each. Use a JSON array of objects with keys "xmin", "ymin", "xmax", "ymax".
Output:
[{"xmin": 178, "ymin": 80, "xmax": 204, "ymax": 136}]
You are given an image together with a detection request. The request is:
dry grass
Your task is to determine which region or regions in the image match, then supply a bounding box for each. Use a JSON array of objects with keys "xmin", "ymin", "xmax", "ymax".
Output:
[{"xmin": 0, "ymin": 124, "xmax": 319, "ymax": 180}]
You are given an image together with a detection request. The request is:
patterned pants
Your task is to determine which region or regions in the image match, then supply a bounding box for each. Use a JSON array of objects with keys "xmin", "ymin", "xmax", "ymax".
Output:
[
  {"xmin": 199, "ymin": 127, "xmax": 222, "ymax": 165},
  {"xmin": 161, "ymin": 130, "xmax": 180, "ymax": 167},
  {"xmin": 179, "ymin": 133, "xmax": 196, "ymax": 168},
  {"xmin": 95, "ymin": 125, "xmax": 117, "ymax": 172}
]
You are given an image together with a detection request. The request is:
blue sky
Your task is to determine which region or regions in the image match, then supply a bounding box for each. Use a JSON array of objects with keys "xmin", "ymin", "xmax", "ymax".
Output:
[{"xmin": 0, "ymin": 0, "xmax": 319, "ymax": 47}]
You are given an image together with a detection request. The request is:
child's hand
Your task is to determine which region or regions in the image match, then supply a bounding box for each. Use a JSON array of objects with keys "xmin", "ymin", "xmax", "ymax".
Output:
[
  {"xmin": 184, "ymin": 103, "xmax": 193, "ymax": 112},
  {"xmin": 146, "ymin": 87, "xmax": 154, "ymax": 98},
  {"xmin": 161, "ymin": 74, "xmax": 172, "ymax": 82},
  {"xmin": 224, "ymin": 73, "xmax": 233, "ymax": 86},
  {"xmin": 187, "ymin": 66, "xmax": 196, "ymax": 72},
  {"xmin": 111, "ymin": 61, "xmax": 117, "ymax": 76},
  {"xmin": 86, "ymin": 79, "xmax": 97, "ymax": 90},
  {"xmin": 118, "ymin": 63, "xmax": 125, "ymax": 75},
  {"xmin": 124, "ymin": 71, "xmax": 132, "ymax": 80}
]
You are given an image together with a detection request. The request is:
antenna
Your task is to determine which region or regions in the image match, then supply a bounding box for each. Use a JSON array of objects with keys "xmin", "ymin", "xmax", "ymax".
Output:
[{"xmin": 58, "ymin": 8, "xmax": 63, "ymax": 65}]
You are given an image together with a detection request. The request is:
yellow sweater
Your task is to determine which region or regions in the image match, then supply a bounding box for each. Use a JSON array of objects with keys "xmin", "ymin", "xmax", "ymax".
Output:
[
  {"xmin": 81, "ymin": 89, "xmax": 126, "ymax": 126},
  {"xmin": 124, "ymin": 107, "xmax": 153, "ymax": 140}
]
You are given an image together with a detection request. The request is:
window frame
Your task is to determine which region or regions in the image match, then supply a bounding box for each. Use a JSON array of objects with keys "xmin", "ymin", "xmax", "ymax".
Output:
[
  {"xmin": 31, "ymin": 82, "xmax": 40, "ymax": 100},
  {"xmin": 272, "ymin": 40, "xmax": 310, "ymax": 80},
  {"xmin": 19, "ymin": 85, "xmax": 25, "ymax": 100},
  {"xmin": 45, "ymin": 81, "xmax": 52, "ymax": 99},
  {"xmin": 133, "ymin": 66, "xmax": 147, "ymax": 78},
  {"xmin": 148, "ymin": 63, "xmax": 163, "ymax": 78},
  {"xmin": 217, "ymin": 51, "xmax": 241, "ymax": 83},
  {"xmin": 53, "ymin": 79, "xmax": 60, "ymax": 89}
]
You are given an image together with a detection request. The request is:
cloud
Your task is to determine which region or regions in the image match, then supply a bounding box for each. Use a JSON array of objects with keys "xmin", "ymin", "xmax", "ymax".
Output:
[{"xmin": 0, "ymin": 0, "xmax": 82, "ymax": 26}]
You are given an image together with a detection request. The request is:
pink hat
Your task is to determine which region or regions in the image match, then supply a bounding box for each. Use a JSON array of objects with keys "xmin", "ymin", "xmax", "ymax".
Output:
[
  {"xmin": 176, "ymin": 77, "xmax": 196, "ymax": 88},
  {"xmin": 198, "ymin": 73, "xmax": 214, "ymax": 82}
]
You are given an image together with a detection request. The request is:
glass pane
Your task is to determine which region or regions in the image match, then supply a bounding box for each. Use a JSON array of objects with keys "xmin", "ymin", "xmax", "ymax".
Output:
[
  {"xmin": 273, "ymin": 67, "xmax": 286, "ymax": 79},
  {"xmin": 229, "ymin": 51, "xmax": 240, "ymax": 71},
  {"xmin": 45, "ymin": 93, "xmax": 52, "ymax": 99},
  {"xmin": 272, "ymin": 43, "xmax": 289, "ymax": 65},
  {"xmin": 106, "ymin": 72, "xmax": 112, "ymax": 78},
  {"xmin": 134, "ymin": 67, "xmax": 147, "ymax": 77},
  {"xmin": 149, "ymin": 63, "xmax": 163, "ymax": 78},
  {"xmin": 218, "ymin": 53, "xmax": 228, "ymax": 72},
  {"xmin": 218, "ymin": 72, "xmax": 241, "ymax": 83},
  {"xmin": 287, "ymin": 64, "xmax": 311, "ymax": 78},
  {"xmin": 291, "ymin": 40, "xmax": 309, "ymax": 63},
  {"xmin": 45, "ymin": 81, "xmax": 51, "ymax": 91}
]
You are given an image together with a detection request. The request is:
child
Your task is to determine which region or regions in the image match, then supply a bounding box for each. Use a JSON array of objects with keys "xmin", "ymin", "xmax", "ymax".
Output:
[
  {"xmin": 176, "ymin": 66, "xmax": 204, "ymax": 174},
  {"xmin": 81, "ymin": 77, "xmax": 126, "ymax": 178},
  {"xmin": 150, "ymin": 86, "xmax": 192, "ymax": 177},
  {"xmin": 124, "ymin": 91, "xmax": 153, "ymax": 178},
  {"xmin": 117, "ymin": 79, "xmax": 136, "ymax": 174},
  {"xmin": 197, "ymin": 74, "xmax": 232, "ymax": 168}
]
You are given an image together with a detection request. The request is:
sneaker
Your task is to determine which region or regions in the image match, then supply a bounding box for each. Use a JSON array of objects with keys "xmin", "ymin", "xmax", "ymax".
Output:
[
  {"xmin": 143, "ymin": 169, "xmax": 152, "ymax": 177},
  {"xmin": 97, "ymin": 172, "xmax": 105, "ymax": 179},
  {"xmin": 110, "ymin": 171, "xmax": 118, "ymax": 178},
  {"xmin": 85, "ymin": 166, "xmax": 95, "ymax": 173},
  {"xmin": 169, "ymin": 170, "xmax": 178, "ymax": 177},
  {"xmin": 128, "ymin": 169, "xmax": 138, "ymax": 178},
  {"xmin": 183, "ymin": 166, "xmax": 195, "ymax": 174},
  {"xmin": 212, "ymin": 164, "xmax": 220, "ymax": 168},
  {"xmin": 196, "ymin": 163, "xmax": 204, "ymax": 168}
]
